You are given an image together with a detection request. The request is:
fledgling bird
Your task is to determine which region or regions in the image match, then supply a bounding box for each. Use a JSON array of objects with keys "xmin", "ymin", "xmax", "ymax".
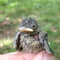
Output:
[{"xmin": 14, "ymin": 17, "xmax": 55, "ymax": 55}]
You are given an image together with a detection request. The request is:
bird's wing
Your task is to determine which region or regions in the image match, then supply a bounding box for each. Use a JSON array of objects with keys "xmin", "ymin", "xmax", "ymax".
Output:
[
  {"xmin": 14, "ymin": 29, "xmax": 23, "ymax": 51},
  {"xmin": 39, "ymin": 31, "xmax": 55, "ymax": 55}
]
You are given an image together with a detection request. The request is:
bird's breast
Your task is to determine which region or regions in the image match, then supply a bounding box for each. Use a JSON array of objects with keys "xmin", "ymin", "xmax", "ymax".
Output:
[{"xmin": 20, "ymin": 34, "xmax": 43, "ymax": 53}]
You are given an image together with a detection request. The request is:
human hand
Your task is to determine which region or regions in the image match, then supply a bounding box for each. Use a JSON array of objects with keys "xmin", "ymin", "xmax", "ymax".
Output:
[{"xmin": 0, "ymin": 51, "xmax": 55, "ymax": 60}]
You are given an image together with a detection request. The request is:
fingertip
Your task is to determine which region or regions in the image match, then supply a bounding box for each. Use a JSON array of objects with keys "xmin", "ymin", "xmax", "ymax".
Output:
[
  {"xmin": 32, "ymin": 51, "xmax": 55, "ymax": 60},
  {"xmin": 44, "ymin": 52, "xmax": 55, "ymax": 60}
]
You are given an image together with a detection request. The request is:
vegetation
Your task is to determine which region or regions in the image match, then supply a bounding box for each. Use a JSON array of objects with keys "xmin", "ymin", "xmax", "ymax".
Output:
[{"xmin": 0, "ymin": 0, "xmax": 60, "ymax": 60}]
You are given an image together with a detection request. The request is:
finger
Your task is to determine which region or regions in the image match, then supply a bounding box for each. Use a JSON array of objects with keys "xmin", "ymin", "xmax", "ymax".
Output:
[
  {"xmin": 44, "ymin": 52, "xmax": 55, "ymax": 60},
  {"xmin": 24, "ymin": 52, "xmax": 36, "ymax": 60},
  {"xmin": 32, "ymin": 51, "xmax": 55, "ymax": 60},
  {"xmin": 32, "ymin": 51, "xmax": 44, "ymax": 60},
  {"xmin": 0, "ymin": 54, "xmax": 25, "ymax": 60},
  {"xmin": 4, "ymin": 51, "xmax": 26, "ymax": 55},
  {"xmin": 0, "ymin": 51, "xmax": 25, "ymax": 60},
  {"xmin": 0, "ymin": 52, "xmax": 36, "ymax": 60}
]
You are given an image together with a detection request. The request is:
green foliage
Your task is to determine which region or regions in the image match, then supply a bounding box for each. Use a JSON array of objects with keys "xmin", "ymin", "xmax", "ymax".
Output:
[{"xmin": 0, "ymin": 38, "xmax": 16, "ymax": 54}]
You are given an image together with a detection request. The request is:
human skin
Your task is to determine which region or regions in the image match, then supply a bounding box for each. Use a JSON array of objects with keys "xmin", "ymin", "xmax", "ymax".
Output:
[{"xmin": 0, "ymin": 51, "xmax": 55, "ymax": 60}]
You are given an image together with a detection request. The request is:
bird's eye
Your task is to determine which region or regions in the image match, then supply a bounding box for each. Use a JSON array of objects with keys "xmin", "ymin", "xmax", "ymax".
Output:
[
  {"xmin": 30, "ymin": 23, "xmax": 36, "ymax": 28},
  {"xmin": 32, "ymin": 25, "xmax": 36, "ymax": 28}
]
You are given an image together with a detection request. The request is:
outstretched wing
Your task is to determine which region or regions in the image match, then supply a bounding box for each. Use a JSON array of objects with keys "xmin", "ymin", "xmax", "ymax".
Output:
[
  {"xmin": 39, "ymin": 30, "xmax": 55, "ymax": 55},
  {"xmin": 14, "ymin": 29, "xmax": 23, "ymax": 51}
]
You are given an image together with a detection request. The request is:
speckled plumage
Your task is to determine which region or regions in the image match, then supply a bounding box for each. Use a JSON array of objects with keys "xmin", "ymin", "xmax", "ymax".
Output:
[
  {"xmin": 20, "ymin": 33, "xmax": 43, "ymax": 53},
  {"xmin": 14, "ymin": 17, "xmax": 55, "ymax": 55}
]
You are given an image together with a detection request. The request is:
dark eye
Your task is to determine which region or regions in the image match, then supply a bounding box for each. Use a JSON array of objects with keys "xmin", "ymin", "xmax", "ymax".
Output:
[
  {"xmin": 30, "ymin": 23, "xmax": 36, "ymax": 28},
  {"xmin": 32, "ymin": 25, "xmax": 36, "ymax": 28}
]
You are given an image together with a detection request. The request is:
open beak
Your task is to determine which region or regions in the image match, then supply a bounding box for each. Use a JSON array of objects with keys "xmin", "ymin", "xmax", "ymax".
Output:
[{"xmin": 19, "ymin": 27, "xmax": 33, "ymax": 32}]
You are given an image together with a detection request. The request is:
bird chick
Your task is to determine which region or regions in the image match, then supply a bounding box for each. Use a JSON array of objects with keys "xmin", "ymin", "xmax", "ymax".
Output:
[{"xmin": 14, "ymin": 17, "xmax": 55, "ymax": 55}]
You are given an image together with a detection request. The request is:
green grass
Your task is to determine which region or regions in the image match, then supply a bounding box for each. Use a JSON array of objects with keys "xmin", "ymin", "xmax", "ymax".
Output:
[
  {"xmin": 0, "ymin": 0, "xmax": 60, "ymax": 60},
  {"xmin": 0, "ymin": 38, "xmax": 16, "ymax": 54}
]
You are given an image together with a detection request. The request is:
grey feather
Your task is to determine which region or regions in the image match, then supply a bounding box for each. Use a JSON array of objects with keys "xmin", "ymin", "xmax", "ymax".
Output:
[
  {"xmin": 14, "ymin": 29, "xmax": 23, "ymax": 51},
  {"xmin": 39, "ymin": 30, "xmax": 55, "ymax": 55}
]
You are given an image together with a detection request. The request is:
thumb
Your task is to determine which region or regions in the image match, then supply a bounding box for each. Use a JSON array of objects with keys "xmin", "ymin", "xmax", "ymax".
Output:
[
  {"xmin": 32, "ymin": 51, "xmax": 55, "ymax": 60},
  {"xmin": 44, "ymin": 52, "xmax": 55, "ymax": 60}
]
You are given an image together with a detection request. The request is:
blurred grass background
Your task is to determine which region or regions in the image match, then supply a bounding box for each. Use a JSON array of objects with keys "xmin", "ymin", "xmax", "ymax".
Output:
[{"xmin": 0, "ymin": 0, "xmax": 60, "ymax": 60}]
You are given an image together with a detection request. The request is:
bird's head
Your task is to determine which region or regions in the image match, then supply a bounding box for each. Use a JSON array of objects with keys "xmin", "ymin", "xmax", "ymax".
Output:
[{"xmin": 19, "ymin": 17, "xmax": 39, "ymax": 35}]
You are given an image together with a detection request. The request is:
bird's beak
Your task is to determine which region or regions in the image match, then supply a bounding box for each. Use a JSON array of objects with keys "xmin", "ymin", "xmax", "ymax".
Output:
[{"xmin": 19, "ymin": 27, "xmax": 33, "ymax": 32}]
